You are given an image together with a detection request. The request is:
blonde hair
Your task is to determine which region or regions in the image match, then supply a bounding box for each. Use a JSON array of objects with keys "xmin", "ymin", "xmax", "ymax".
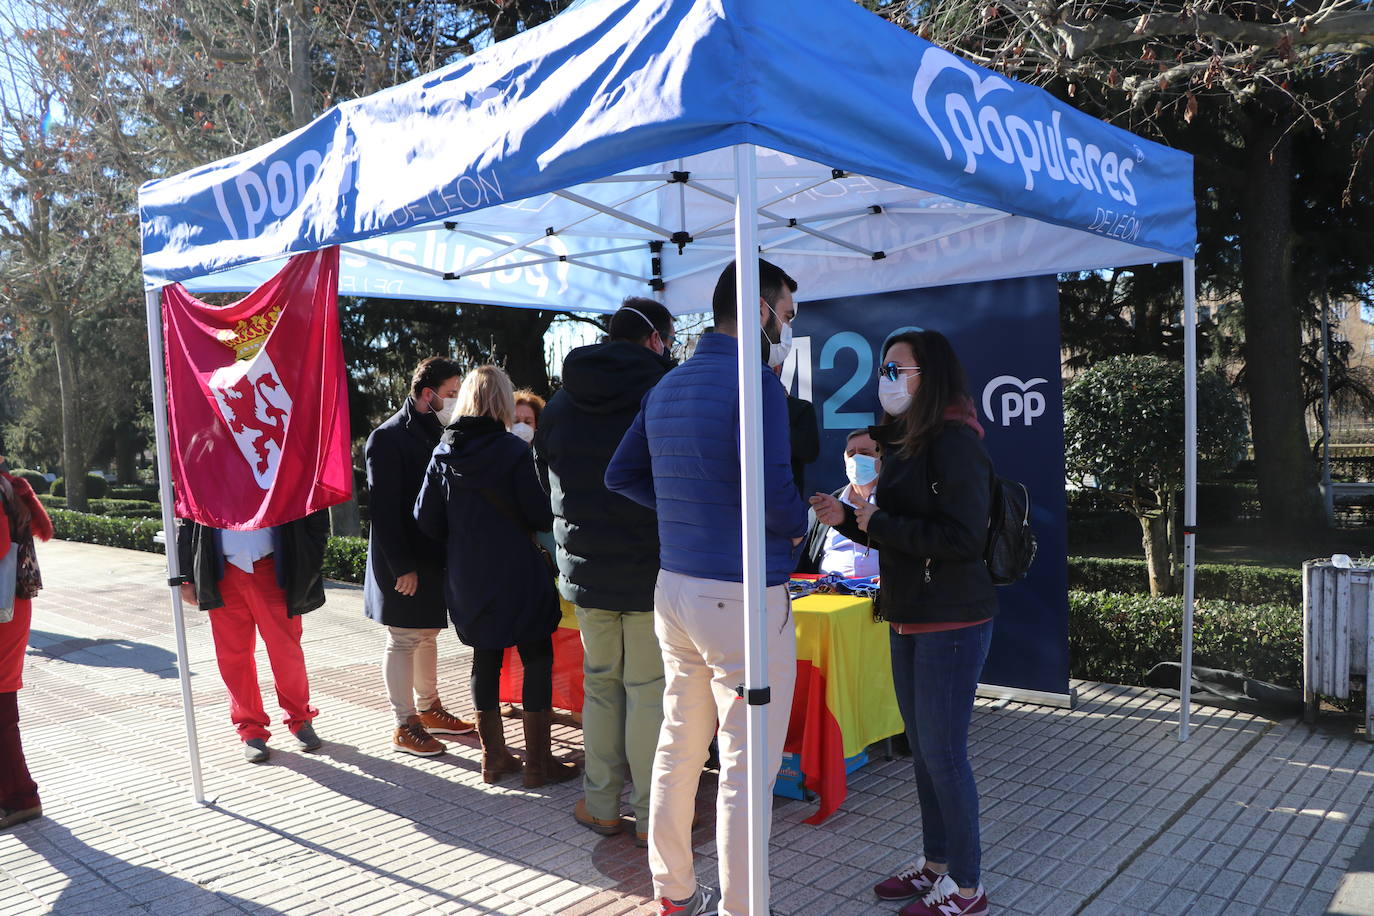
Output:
[{"xmin": 455, "ymin": 365, "xmax": 515, "ymax": 427}]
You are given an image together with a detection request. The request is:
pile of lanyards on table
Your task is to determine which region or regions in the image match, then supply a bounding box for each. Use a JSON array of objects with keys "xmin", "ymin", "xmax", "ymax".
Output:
[{"xmin": 787, "ymin": 573, "xmax": 880, "ymax": 601}]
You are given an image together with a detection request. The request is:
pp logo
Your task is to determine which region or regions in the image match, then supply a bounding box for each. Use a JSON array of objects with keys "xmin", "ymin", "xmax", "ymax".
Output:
[{"xmin": 982, "ymin": 375, "xmax": 1047, "ymax": 427}]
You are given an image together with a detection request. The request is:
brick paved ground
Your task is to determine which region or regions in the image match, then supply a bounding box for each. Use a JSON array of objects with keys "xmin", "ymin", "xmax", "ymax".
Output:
[{"xmin": 1, "ymin": 540, "xmax": 1372, "ymax": 915}]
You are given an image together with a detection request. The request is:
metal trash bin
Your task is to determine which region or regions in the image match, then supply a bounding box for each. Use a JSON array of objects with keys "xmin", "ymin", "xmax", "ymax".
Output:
[{"xmin": 1303, "ymin": 557, "xmax": 1374, "ymax": 736}]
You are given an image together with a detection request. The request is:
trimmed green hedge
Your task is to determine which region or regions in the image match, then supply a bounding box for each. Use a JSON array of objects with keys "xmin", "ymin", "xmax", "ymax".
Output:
[
  {"xmin": 39, "ymin": 496, "xmax": 161, "ymax": 518},
  {"xmin": 1069, "ymin": 590, "xmax": 1301, "ymax": 688},
  {"xmin": 108, "ymin": 484, "xmax": 160, "ymax": 501},
  {"xmin": 51, "ymin": 474, "xmax": 108, "ymax": 499},
  {"xmin": 324, "ymin": 535, "xmax": 367, "ymax": 583},
  {"xmin": 1068, "ymin": 556, "xmax": 1300, "ymax": 607},
  {"xmin": 8, "ymin": 469, "xmax": 50, "ymax": 494},
  {"xmin": 47, "ymin": 508, "xmax": 164, "ymax": 553}
]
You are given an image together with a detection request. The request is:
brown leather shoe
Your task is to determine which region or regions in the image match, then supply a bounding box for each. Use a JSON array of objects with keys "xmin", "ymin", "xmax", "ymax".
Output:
[
  {"xmin": 418, "ymin": 703, "xmax": 475, "ymax": 736},
  {"xmin": 477, "ymin": 709, "xmax": 522, "ymax": 783},
  {"xmin": 574, "ymin": 798, "xmax": 623, "ymax": 836},
  {"xmin": 392, "ymin": 717, "xmax": 445, "ymax": 757}
]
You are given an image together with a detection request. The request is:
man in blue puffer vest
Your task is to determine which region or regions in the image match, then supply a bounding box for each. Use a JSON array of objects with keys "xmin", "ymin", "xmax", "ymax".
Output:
[{"xmin": 606, "ymin": 259, "xmax": 808, "ymax": 916}]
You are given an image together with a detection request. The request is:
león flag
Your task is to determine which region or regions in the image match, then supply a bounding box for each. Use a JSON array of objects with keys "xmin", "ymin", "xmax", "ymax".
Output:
[{"xmin": 163, "ymin": 247, "xmax": 351, "ymax": 529}]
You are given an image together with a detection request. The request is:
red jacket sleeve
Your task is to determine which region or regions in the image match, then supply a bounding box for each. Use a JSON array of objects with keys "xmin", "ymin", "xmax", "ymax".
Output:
[{"xmin": 3, "ymin": 475, "xmax": 53, "ymax": 542}]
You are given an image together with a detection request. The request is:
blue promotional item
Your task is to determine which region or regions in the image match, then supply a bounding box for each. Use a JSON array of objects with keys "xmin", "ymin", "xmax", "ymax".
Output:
[{"xmin": 789, "ymin": 276, "xmax": 1070, "ymax": 700}]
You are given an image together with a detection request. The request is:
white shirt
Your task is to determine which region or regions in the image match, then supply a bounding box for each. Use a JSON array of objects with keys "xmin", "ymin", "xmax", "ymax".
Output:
[
  {"xmin": 221, "ymin": 528, "xmax": 274, "ymax": 575},
  {"xmin": 819, "ymin": 486, "xmax": 880, "ymax": 579}
]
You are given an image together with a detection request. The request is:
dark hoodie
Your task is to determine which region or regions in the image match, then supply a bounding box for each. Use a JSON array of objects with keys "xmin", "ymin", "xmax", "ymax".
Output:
[
  {"xmin": 534, "ymin": 340, "xmax": 673, "ymax": 612},
  {"xmin": 414, "ymin": 415, "xmax": 560, "ymax": 649}
]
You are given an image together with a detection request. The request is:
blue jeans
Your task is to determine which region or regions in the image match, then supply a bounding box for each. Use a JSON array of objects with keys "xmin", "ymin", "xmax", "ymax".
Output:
[{"xmin": 889, "ymin": 620, "xmax": 993, "ymax": 889}]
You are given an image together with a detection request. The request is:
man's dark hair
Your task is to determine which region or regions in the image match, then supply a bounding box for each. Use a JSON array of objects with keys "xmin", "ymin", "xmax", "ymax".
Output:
[
  {"xmin": 410, "ymin": 356, "xmax": 464, "ymax": 398},
  {"xmin": 608, "ymin": 297, "xmax": 673, "ymax": 344},
  {"xmin": 711, "ymin": 259, "xmax": 798, "ymax": 329}
]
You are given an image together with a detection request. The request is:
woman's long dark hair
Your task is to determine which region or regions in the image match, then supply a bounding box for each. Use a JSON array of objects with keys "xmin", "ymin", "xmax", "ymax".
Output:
[{"xmin": 881, "ymin": 329, "xmax": 970, "ymax": 458}]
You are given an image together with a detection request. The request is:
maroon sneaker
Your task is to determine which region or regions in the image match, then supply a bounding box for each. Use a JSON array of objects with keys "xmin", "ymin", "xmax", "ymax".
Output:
[
  {"xmin": 899, "ymin": 874, "xmax": 989, "ymax": 916},
  {"xmin": 875, "ymin": 858, "xmax": 941, "ymax": 901}
]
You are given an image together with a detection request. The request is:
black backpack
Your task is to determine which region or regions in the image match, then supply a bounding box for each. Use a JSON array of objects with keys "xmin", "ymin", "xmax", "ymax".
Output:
[{"xmin": 985, "ymin": 476, "xmax": 1036, "ymax": 585}]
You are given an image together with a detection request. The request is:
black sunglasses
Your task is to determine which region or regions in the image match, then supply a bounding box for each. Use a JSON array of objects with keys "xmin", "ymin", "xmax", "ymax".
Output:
[{"xmin": 878, "ymin": 362, "xmax": 922, "ymax": 382}]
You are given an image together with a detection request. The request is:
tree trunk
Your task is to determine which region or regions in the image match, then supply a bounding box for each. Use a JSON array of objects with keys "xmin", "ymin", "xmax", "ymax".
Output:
[
  {"xmin": 1141, "ymin": 510, "xmax": 1173, "ymax": 597},
  {"xmin": 494, "ymin": 309, "xmax": 556, "ymax": 395},
  {"xmin": 286, "ymin": 0, "xmax": 312, "ymax": 129},
  {"xmin": 114, "ymin": 423, "xmax": 137, "ymax": 484},
  {"xmin": 330, "ymin": 499, "xmax": 362, "ymax": 537},
  {"xmin": 1239, "ymin": 114, "xmax": 1323, "ymax": 530},
  {"xmin": 51, "ymin": 311, "xmax": 88, "ymax": 512}
]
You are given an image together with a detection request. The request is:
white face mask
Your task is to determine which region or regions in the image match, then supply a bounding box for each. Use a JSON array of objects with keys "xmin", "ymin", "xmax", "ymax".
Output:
[
  {"xmin": 764, "ymin": 305, "xmax": 793, "ymax": 369},
  {"xmin": 844, "ymin": 453, "xmax": 879, "ymax": 488},
  {"xmin": 877, "ymin": 376, "xmax": 913, "ymax": 417},
  {"xmin": 510, "ymin": 421, "xmax": 535, "ymax": 444},
  {"xmin": 430, "ymin": 394, "xmax": 460, "ymax": 426}
]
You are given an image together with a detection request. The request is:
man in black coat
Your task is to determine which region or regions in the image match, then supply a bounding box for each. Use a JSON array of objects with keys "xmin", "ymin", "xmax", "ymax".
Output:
[
  {"xmin": 364, "ymin": 356, "xmax": 473, "ymax": 757},
  {"xmin": 534, "ymin": 297, "xmax": 675, "ymax": 842}
]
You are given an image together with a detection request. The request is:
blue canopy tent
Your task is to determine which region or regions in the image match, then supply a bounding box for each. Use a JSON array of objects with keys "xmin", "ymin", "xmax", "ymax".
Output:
[{"xmin": 139, "ymin": 0, "xmax": 1202, "ymax": 908}]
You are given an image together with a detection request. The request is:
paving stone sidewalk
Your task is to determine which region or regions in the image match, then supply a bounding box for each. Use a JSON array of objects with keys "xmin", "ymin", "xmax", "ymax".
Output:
[{"xmin": 2, "ymin": 540, "xmax": 1373, "ymax": 915}]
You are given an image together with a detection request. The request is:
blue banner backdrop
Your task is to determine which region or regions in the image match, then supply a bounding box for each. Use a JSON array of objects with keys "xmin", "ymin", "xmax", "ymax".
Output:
[{"xmin": 785, "ymin": 276, "xmax": 1069, "ymax": 697}]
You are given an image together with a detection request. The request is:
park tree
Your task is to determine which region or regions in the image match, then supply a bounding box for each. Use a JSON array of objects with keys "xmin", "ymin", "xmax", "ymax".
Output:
[
  {"xmin": 897, "ymin": 0, "xmax": 1374, "ymax": 530},
  {"xmin": 1, "ymin": 0, "xmax": 576, "ymax": 522},
  {"xmin": 1064, "ymin": 355, "xmax": 1249, "ymax": 596}
]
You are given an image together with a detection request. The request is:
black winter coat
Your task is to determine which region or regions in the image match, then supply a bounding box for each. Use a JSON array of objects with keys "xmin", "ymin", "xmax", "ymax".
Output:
[
  {"xmin": 363, "ymin": 399, "xmax": 448, "ymax": 628},
  {"xmin": 534, "ymin": 341, "xmax": 672, "ymax": 612},
  {"xmin": 414, "ymin": 415, "xmax": 561, "ymax": 649},
  {"xmin": 836, "ymin": 420, "xmax": 998, "ymax": 624},
  {"xmin": 176, "ymin": 511, "xmax": 330, "ymax": 616}
]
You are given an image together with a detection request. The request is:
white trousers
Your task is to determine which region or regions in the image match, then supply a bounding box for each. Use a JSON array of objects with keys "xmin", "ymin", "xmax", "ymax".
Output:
[{"xmin": 648, "ymin": 568, "xmax": 795, "ymax": 916}]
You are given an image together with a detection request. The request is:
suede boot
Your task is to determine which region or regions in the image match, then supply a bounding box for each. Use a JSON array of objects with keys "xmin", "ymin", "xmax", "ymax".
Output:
[
  {"xmin": 521, "ymin": 709, "xmax": 581, "ymax": 788},
  {"xmin": 477, "ymin": 709, "xmax": 522, "ymax": 784}
]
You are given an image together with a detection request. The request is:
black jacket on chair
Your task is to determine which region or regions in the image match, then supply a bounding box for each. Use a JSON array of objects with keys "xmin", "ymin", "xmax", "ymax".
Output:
[
  {"xmin": 176, "ymin": 511, "xmax": 330, "ymax": 617},
  {"xmin": 835, "ymin": 420, "xmax": 997, "ymax": 625},
  {"xmin": 363, "ymin": 398, "xmax": 449, "ymax": 629},
  {"xmin": 534, "ymin": 341, "xmax": 672, "ymax": 613},
  {"xmin": 414, "ymin": 416, "xmax": 561, "ymax": 649}
]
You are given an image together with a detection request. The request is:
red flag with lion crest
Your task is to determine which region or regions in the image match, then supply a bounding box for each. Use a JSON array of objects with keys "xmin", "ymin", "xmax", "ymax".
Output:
[{"xmin": 163, "ymin": 247, "xmax": 351, "ymax": 529}]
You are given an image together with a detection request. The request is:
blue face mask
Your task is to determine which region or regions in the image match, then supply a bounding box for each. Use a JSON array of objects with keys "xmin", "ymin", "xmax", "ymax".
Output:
[{"xmin": 845, "ymin": 453, "xmax": 878, "ymax": 487}]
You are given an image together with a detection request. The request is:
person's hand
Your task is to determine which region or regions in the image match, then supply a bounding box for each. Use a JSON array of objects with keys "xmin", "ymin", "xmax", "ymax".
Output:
[
  {"xmin": 791, "ymin": 536, "xmax": 804, "ymax": 546},
  {"xmin": 853, "ymin": 501, "xmax": 878, "ymax": 532},
  {"xmin": 395, "ymin": 572, "xmax": 419, "ymax": 596},
  {"xmin": 179, "ymin": 582, "xmax": 198, "ymax": 607},
  {"xmin": 809, "ymin": 492, "xmax": 843, "ymax": 526}
]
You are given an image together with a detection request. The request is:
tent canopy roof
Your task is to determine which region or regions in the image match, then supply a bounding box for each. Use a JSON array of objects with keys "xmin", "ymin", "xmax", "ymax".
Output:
[{"xmin": 138, "ymin": 0, "xmax": 1195, "ymax": 315}]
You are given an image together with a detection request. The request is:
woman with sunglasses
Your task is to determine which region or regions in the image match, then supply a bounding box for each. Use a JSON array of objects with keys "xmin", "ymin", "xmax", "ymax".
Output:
[{"xmin": 810, "ymin": 330, "xmax": 995, "ymax": 916}]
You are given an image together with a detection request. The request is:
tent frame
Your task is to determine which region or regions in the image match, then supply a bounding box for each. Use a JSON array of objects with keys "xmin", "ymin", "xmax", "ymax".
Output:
[{"xmin": 142, "ymin": 157, "xmax": 1201, "ymax": 911}]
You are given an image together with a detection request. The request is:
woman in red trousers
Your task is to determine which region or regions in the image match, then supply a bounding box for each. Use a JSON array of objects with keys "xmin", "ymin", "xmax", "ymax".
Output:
[{"xmin": 0, "ymin": 464, "xmax": 53, "ymax": 830}]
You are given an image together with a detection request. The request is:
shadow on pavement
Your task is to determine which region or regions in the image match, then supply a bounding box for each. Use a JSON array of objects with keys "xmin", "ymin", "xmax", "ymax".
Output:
[
  {"xmin": 9, "ymin": 817, "xmax": 285, "ymax": 914},
  {"xmin": 26, "ymin": 630, "xmax": 180, "ymax": 679}
]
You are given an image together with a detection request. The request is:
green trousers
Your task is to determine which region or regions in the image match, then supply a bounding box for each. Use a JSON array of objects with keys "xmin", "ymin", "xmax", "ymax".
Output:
[{"xmin": 575, "ymin": 606, "xmax": 665, "ymax": 823}]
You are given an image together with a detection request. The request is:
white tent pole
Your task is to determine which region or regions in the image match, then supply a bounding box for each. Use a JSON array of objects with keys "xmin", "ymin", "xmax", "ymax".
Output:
[
  {"xmin": 1180, "ymin": 258, "xmax": 1198, "ymax": 741},
  {"xmin": 732, "ymin": 141, "xmax": 771, "ymax": 915},
  {"xmin": 143, "ymin": 288, "xmax": 207, "ymax": 803}
]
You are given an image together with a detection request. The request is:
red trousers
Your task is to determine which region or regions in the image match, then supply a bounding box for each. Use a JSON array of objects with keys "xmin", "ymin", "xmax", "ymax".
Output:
[
  {"xmin": 0, "ymin": 691, "xmax": 38, "ymax": 812},
  {"xmin": 209, "ymin": 557, "xmax": 318, "ymax": 742}
]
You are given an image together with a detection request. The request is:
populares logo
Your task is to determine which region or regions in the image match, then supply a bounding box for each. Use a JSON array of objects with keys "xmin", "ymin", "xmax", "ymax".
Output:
[
  {"xmin": 207, "ymin": 309, "xmax": 293, "ymax": 490},
  {"xmin": 982, "ymin": 375, "xmax": 1047, "ymax": 427},
  {"xmin": 912, "ymin": 47, "xmax": 1140, "ymax": 206}
]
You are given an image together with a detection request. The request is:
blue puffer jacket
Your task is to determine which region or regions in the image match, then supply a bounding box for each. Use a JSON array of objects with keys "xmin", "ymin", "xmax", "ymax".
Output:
[{"xmin": 605, "ymin": 332, "xmax": 808, "ymax": 586}]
